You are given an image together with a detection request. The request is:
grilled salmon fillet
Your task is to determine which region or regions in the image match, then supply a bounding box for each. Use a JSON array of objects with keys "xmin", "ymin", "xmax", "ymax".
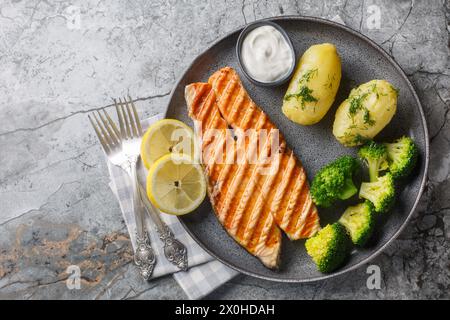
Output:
[
  {"xmin": 185, "ymin": 68, "xmax": 321, "ymax": 268},
  {"xmin": 185, "ymin": 82, "xmax": 282, "ymax": 268},
  {"xmin": 208, "ymin": 67, "xmax": 321, "ymax": 240}
]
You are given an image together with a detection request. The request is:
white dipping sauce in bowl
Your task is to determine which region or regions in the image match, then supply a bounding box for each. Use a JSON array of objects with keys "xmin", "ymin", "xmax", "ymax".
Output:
[{"xmin": 240, "ymin": 25, "xmax": 294, "ymax": 83}]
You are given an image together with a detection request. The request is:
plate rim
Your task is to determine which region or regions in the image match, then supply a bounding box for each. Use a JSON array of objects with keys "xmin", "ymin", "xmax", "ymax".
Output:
[{"xmin": 164, "ymin": 15, "xmax": 430, "ymax": 283}]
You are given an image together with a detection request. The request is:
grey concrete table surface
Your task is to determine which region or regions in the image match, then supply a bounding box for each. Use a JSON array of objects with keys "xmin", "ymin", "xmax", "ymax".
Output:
[{"xmin": 0, "ymin": 0, "xmax": 448, "ymax": 300}]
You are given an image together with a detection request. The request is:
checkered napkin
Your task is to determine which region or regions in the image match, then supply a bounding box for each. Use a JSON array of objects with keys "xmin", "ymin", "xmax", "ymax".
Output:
[{"xmin": 107, "ymin": 114, "xmax": 238, "ymax": 300}]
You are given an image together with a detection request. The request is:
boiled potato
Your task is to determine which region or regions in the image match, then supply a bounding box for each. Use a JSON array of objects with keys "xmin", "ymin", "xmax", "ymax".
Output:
[
  {"xmin": 282, "ymin": 43, "xmax": 341, "ymax": 125},
  {"xmin": 332, "ymin": 80, "xmax": 398, "ymax": 147}
]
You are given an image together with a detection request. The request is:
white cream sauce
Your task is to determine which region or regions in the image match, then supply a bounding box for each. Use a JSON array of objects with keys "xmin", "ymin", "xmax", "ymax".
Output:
[{"xmin": 240, "ymin": 25, "xmax": 294, "ymax": 83}]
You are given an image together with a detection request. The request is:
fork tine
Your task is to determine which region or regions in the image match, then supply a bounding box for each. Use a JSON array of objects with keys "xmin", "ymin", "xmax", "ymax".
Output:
[
  {"xmin": 128, "ymin": 95, "xmax": 143, "ymax": 136},
  {"xmin": 124, "ymin": 97, "xmax": 138, "ymax": 138},
  {"xmin": 96, "ymin": 110, "xmax": 120, "ymax": 146},
  {"xmin": 119, "ymin": 97, "xmax": 131, "ymax": 139},
  {"xmin": 103, "ymin": 108, "xmax": 121, "ymax": 140},
  {"xmin": 114, "ymin": 99, "xmax": 126, "ymax": 139},
  {"xmin": 92, "ymin": 112, "xmax": 113, "ymax": 148},
  {"xmin": 88, "ymin": 114, "xmax": 110, "ymax": 153},
  {"xmin": 102, "ymin": 108, "xmax": 122, "ymax": 145}
]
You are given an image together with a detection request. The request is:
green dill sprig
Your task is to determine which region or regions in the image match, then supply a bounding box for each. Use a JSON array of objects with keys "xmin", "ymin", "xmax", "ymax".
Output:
[
  {"xmin": 390, "ymin": 84, "xmax": 399, "ymax": 96},
  {"xmin": 324, "ymin": 73, "xmax": 336, "ymax": 89},
  {"xmin": 347, "ymin": 88, "xmax": 377, "ymax": 127},
  {"xmin": 283, "ymin": 68, "xmax": 319, "ymax": 109},
  {"xmin": 284, "ymin": 86, "xmax": 318, "ymax": 109},
  {"xmin": 363, "ymin": 109, "xmax": 376, "ymax": 126},
  {"xmin": 348, "ymin": 92, "xmax": 369, "ymax": 115}
]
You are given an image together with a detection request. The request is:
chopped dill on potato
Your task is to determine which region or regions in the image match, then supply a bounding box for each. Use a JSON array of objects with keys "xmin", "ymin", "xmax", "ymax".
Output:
[
  {"xmin": 347, "ymin": 88, "xmax": 375, "ymax": 127},
  {"xmin": 324, "ymin": 73, "xmax": 336, "ymax": 89},
  {"xmin": 282, "ymin": 43, "xmax": 341, "ymax": 125},
  {"xmin": 301, "ymin": 68, "xmax": 319, "ymax": 83},
  {"xmin": 348, "ymin": 91, "xmax": 369, "ymax": 115},
  {"xmin": 284, "ymin": 68, "xmax": 319, "ymax": 109},
  {"xmin": 390, "ymin": 84, "xmax": 399, "ymax": 96},
  {"xmin": 284, "ymin": 86, "xmax": 318, "ymax": 109},
  {"xmin": 333, "ymin": 79, "xmax": 398, "ymax": 147},
  {"xmin": 353, "ymin": 133, "xmax": 368, "ymax": 145},
  {"xmin": 363, "ymin": 109, "xmax": 376, "ymax": 126}
]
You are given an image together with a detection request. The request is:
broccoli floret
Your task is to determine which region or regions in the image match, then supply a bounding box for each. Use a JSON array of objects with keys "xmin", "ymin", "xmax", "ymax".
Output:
[
  {"xmin": 358, "ymin": 141, "xmax": 389, "ymax": 182},
  {"xmin": 339, "ymin": 202, "xmax": 375, "ymax": 246},
  {"xmin": 359, "ymin": 173, "xmax": 395, "ymax": 213},
  {"xmin": 384, "ymin": 136, "xmax": 418, "ymax": 178},
  {"xmin": 311, "ymin": 156, "xmax": 360, "ymax": 207},
  {"xmin": 305, "ymin": 223, "xmax": 351, "ymax": 273}
]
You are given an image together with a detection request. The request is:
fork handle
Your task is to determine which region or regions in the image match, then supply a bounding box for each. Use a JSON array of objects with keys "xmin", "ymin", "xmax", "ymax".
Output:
[
  {"xmin": 137, "ymin": 183, "xmax": 188, "ymax": 271},
  {"xmin": 129, "ymin": 160, "xmax": 157, "ymax": 279},
  {"xmin": 131, "ymin": 161, "xmax": 145, "ymax": 236}
]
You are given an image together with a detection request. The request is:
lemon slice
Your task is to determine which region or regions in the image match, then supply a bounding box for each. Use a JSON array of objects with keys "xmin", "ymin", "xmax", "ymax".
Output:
[
  {"xmin": 147, "ymin": 154, "xmax": 206, "ymax": 215},
  {"xmin": 141, "ymin": 119, "xmax": 194, "ymax": 169}
]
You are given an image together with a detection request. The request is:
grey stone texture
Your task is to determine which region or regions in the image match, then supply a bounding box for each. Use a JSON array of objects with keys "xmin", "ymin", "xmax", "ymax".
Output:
[{"xmin": 0, "ymin": 0, "xmax": 448, "ymax": 299}]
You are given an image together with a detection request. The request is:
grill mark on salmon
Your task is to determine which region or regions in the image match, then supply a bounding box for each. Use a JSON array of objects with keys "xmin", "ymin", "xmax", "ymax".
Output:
[
  {"xmin": 287, "ymin": 186, "xmax": 310, "ymax": 236},
  {"xmin": 236, "ymin": 122, "xmax": 284, "ymax": 242},
  {"xmin": 240, "ymin": 151, "xmax": 282, "ymax": 246},
  {"xmin": 185, "ymin": 67, "xmax": 320, "ymax": 269},
  {"xmin": 245, "ymin": 150, "xmax": 287, "ymax": 247},
  {"xmin": 229, "ymin": 87, "xmax": 246, "ymax": 124},
  {"xmin": 281, "ymin": 168, "xmax": 306, "ymax": 230},
  {"xmin": 227, "ymin": 112, "xmax": 265, "ymax": 232},
  {"xmin": 186, "ymin": 82, "xmax": 281, "ymax": 268},
  {"xmin": 211, "ymin": 145, "xmax": 235, "ymax": 198},
  {"xmin": 249, "ymin": 208, "xmax": 277, "ymax": 254},
  {"xmin": 276, "ymin": 166, "xmax": 301, "ymax": 225},
  {"xmin": 294, "ymin": 197, "xmax": 319, "ymax": 239},
  {"xmin": 231, "ymin": 128, "xmax": 278, "ymax": 237},
  {"xmin": 222, "ymin": 109, "xmax": 267, "ymax": 230},
  {"xmin": 217, "ymin": 105, "xmax": 259, "ymax": 224},
  {"xmin": 218, "ymin": 75, "xmax": 239, "ymax": 113},
  {"xmin": 269, "ymin": 151, "xmax": 296, "ymax": 223},
  {"xmin": 209, "ymin": 67, "xmax": 320, "ymax": 240}
]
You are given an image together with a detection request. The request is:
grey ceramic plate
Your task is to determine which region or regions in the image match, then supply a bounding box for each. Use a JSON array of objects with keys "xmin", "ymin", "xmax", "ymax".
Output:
[{"xmin": 165, "ymin": 16, "xmax": 429, "ymax": 282}]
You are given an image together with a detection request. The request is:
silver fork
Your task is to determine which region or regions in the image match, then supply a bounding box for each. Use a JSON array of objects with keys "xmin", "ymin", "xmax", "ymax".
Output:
[
  {"xmin": 88, "ymin": 106, "xmax": 156, "ymax": 280},
  {"xmin": 114, "ymin": 97, "xmax": 188, "ymax": 271},
  {"xmin": 136, "ymin": 162, "xmax": 188, "ymax": 271}
]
